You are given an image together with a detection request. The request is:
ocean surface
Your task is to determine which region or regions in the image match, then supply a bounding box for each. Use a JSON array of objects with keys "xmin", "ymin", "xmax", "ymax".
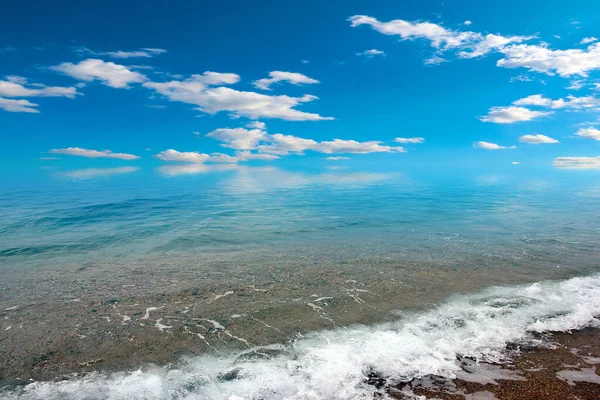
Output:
[{"xmin": 1, "ymin": 165, "xmax": 599, "ymax": 399}]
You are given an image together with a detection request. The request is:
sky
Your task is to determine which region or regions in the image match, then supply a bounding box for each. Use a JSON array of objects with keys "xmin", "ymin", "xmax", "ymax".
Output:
[{"xmin": 2, "ymin": 0, "xmax": 600, "ymax": 183}]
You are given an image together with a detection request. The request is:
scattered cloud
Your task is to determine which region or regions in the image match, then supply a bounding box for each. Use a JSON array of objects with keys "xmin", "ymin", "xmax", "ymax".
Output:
[
  {"xmin": 258, "ymin": 135, "xmax": 405, "ymax": 155},
  {"xmin": 0, "ymin": 97, "xmax": 39, "ymax": 113},
  {"xmin": 76, "ymin": 47, "xmax": 167, "ymax": 58},
  {"xmin": 480, "ymin": 106, "xmax": 552, "ymax": 123},
  {"xmin": 206, "ymin": 127, "xmax": 268, "ymax": 150},
  {"xmin": 395, "ymin": 137, "xmax": 425, "ymax": 144},
  {"xmin": 154, "ymin": 149, "xmax": 276, "ymax": 163},
  {"xmin": 0, "ymin": 76, "xmax": 78, "ymax": 98},
  {"xmin": 349, "ymin": 15, "xmax": 530, "ymax": 59},
  {"xmin": 144, "ymin": 73, "xmax": 332, "ymax": 121},
  {"xmin": 59, "ymin": 166, "xmax": 140, "ymax": 179},
  {"xmin": 246, "ymin": 121, "xmax": 266, "ymax": 129},
  {"xmin": 51, "ymin": 59, "xmax": 147, "ymax": 88},
  {"xmin": 326, "ymin": 156, "xmax": 350, "ymax": 160},
  {"xmin": 580, "ymin": 37, "xmax": 597, "ymax": 45},
  {"xmin": 464, "ymin": 21, "xmax": 472, "ymax": 26},
  {"xmin": 356, "ymin": 49, "xmax": 385, "ymax": 58},
  {"xmin": 497, "ymin": 42, "xmax": 600, "ymax": 77},
  {"xmin": 301, "ymin": 60, "xmax": 309, "ymax": 64},
  {"xmin": 49, "ymin": 147, "xmax": 140, "ymax": 160},
  {"xmin": 512, "ymin": 161, "xmax": 520, "ymax": 165},
  {"xmin": 424, "ymin": 55, "xmax": 447, "ymax": 65},
  {"xmin": 553, "ymin": 156, "xmax": 600, "ymax": 169},
  {"xmin": 253, "ymin": 71, "xmax": 320, "ymax": 90},
  {"xmin": 566, "ymin": 79, "xmax": 586, "ymax": 90},
  {"xmin": 473, "ymin": 141, "xmax": 516, "ymax": 150},
  {"xmin": 575, "ymin": 127, "xmax": 600, "ymax": 140},
  {"xmin": 512, "ymin": 94, "xmax": 552, "ymax": 106},
  {"xmin": 519, "ymin": 134, "xmax": 559, "ymax": 144}
]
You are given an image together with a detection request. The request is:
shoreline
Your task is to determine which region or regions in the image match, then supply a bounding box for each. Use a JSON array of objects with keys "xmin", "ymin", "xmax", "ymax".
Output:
[{"xmin": 392, "ymin": 327, "xmax": 600, "ymax": 399}]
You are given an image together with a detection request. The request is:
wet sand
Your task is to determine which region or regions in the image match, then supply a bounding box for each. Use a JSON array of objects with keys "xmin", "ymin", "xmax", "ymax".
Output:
[
  {"xmin": 392, "ymin": 328, "xmax": 600, "ymax": 399},
  {"xmin": 1, "ymin": 249, "xmax": 581, "ymax": 386}
]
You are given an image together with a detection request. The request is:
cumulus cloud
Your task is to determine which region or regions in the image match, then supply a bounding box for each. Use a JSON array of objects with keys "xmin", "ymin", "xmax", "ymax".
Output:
[
  {"xmin": 155, "ymin": 149, "xmax": 276, "ymax": 164},
  {"xmin": 497, "ymin": 42, "xmax": 600, "ymax": 77},
  {"xmin": 519, "ymin": 134, "xmax": 559, "ymax": 144},
  {"xmin": 76, "ymin": 47, "xmax": 167, "ymax": 58},
  {"xmin": 512, "ymin": 94, "xmax": 552, "ymax": 106},
  {"xmin": 473, "ymin": 141, "xmax": 516, "ymax": 150},
  {"xmin": 144, "ymin": 73, "xmax": 332, "ymax": 121},
  {"xmin": 49, "ymin": 147, "xmax": 140, "ymax": 160},
  {"xmin": 326, "ymin": 156, "xmax": 350, "ymax": 160},
  {"xmin": 349, "ymin": 15, "xmax": 529, "ymax": 59},
  {"xmin": 480, "ymin": 106, "xmax": 552, "ymax": 123},
  {"xmin": 575, "ymin": 127, "xmax": 600, "ymax": 140},
  {"xmin": 553, "ymin": 156, "xmax": 600, "ymax": 169},
  {"xmin": 258, "ymin": 134, "xmax": 405, "ymax": 155},
  {"xmin": 511, "ymin": 94, "xmax": 600, "ymax": 110},
  {"xmin": 253, "ymin": 71, "xmax": 320, "ymax": 91},
  {"xmin": 51, "ymin": 59, "xmax": 147, "ymax": 88},
  {"xmin": 395, "ymin": 137, "xmax": 425, "ymax": 143},
  {"xmin": 0, "ymin": 76, "xmax": 78, "ymax": 98},
  {"xmin": 246, "ymin": 121, "xmax": 266, "ymax": 129},
  {"xmin": 356, "ymin": 49, "xmax": 385, "ymax": 57},
  {"xmin": 580, "ymin": 37, "xmax": 598, "ymax": 45},
  {"xmin": 206, "ymin": 127, "xmax": 267, "ymax": 150},
  {"xmin": 0, "ymin": 97, "xmax": 39, "ymax": 113}
]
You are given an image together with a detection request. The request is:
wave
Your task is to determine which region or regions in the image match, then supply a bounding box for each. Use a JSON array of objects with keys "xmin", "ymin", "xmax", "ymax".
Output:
[{"xmin": 3, "ymin": 274, "xmax": 600, "ymax": 399}]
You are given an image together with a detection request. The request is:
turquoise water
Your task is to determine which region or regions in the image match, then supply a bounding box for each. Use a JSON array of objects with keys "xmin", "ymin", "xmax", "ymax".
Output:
[{"xmin": 1, "ymin": 166, "xmax": 599, "ymax": 399}]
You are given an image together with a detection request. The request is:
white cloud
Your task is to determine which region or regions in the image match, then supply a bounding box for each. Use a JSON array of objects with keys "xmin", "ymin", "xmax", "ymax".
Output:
[
  {"xmin": 301, "ymin": 60, "xmax": 309, "ymax": 64},
  {"xmin": 566, "ymin": 79, "xmax": 585, "ymax": 90},
  {"xmin": 473, "ymin": 141, "xmax": 516, "ymax": 150},
  {"xmin": 349, "ymin": 15, "xmax": 529, "ymax": 59},
  {"xmin": 395, "ymin": 137, "xmax": 425, "ymax": 143},
  {"xmin": 0, "ymin": 97, "xmax": 39, "ymax": 113},
  {"xmin": 497, "ymin": 42, "xmax": 600, "ymax": 77},
  {"xmin": 77, "ymin": 47, "xmax": 167, "ymax": 58},
  {"xmin": 480, "ymin": 106, "xmax": 552, "ymax": 123},
  {"xmin": 258, "ymin": 134, "xmax": 405, "ymax": 155},
  {"xmin": 144, "ymin": 73, "xmax": 332, "ymax": 121},
  {"xmin": 550, "ymin": 95, "xmax": 600, "ymax": 109},
  {"xmin": 155, "ymin": 149, "xmax": 212, "ymax": 163},
  {"xmin": 206, "ymin": 127, "xmax": 267, "ymax": 150},
  {"xmin": 59, "ymin": 167, "xmax": 140, "ymax": 179},
  {"xmin": 50, "ymin": 147, "xmax": 140, "ymax": 160},
  {"xmin": 512, "ymin": 161, "xmax": 520, "ymax": 165},
  {"xmin": 155, "ymin": 149, "xmax": 277, "ymax": 164},
  {"xmin": 246, "ymin": 121, "xmax": 266, "ymax": 129},
  {"xmin": 553, "ymin": 156, "xmax": 600, "ymax": 169},
  {"xmin": 511, "ymin": 94, "xmax": 600, "ymax": 110},
  {"xmin": 51, "ymin": 59, "xmax": 147, "ymax": 88},
  {"xmin": 348, "ymin": 15, "xmax": 478, "ymax": 49},
  {"xmin": 326, "ymin": 156, "xmax": 350, "ymax": 160},
  {"xmin": 235, "ymin": 151, "xmax": 279, "ymax": 161},
  {"xmin": 464, "ymin": 21, "xmax": 472, "ymax": 26},
  {"xmin": 575, "ymin": 127, "xmax": 600, "ymax": 140},
  {"xmin": 512, "ymin": 94, "xmax": 552, "ymax": 106},
  {"xmin": 580, "ymin": 37, "xmax": 598, "ymax": 45},
  {"xmin": 253, "ymin": 71, "xmax": 320, "ymax": 90},
  {"xmin": 458, "ymin": 34, "xmax": 532, "ymax": 59},
  {"xmin": 0, "ymin": 77, "xmax": 78, "ymax": 98},
  {"xmin": 424, "ymin": 55, "xmax": 447, "ymax": 65},
  {"xmin": 356, "ymin": 49, "xmax": 385, "ymax": 57},
  {"xmin": 519, "ymin": 134, "xmax": 559, "ymax": 144}
]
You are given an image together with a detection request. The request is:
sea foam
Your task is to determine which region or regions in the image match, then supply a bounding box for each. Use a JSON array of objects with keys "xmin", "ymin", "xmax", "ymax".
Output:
[{"xmin": 4, "ymin": 274, "xmax": 600, "ymax": 400}]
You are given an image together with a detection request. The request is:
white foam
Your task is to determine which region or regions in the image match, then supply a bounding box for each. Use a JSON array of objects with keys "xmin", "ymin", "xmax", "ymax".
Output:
[{"xmin": 4, "ymin": 274, "xmax": 600, "ymax": 400}]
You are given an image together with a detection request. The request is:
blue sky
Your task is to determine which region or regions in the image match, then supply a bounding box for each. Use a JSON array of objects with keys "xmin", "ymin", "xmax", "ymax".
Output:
[{"xmin": 2, "ymin": 0, "xmax": 600, "ymax": 182}]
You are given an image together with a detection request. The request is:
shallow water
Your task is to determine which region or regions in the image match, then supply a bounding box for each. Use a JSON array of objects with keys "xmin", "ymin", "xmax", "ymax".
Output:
[{"xmin": 0, "ymin": 166, "xmax": 599, "ymax": 398}]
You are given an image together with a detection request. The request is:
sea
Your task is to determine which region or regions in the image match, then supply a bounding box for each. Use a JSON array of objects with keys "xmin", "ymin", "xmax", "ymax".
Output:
[{"xmin": 0, "ymin": 165, "xmax": 599, "ymax": 399}]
